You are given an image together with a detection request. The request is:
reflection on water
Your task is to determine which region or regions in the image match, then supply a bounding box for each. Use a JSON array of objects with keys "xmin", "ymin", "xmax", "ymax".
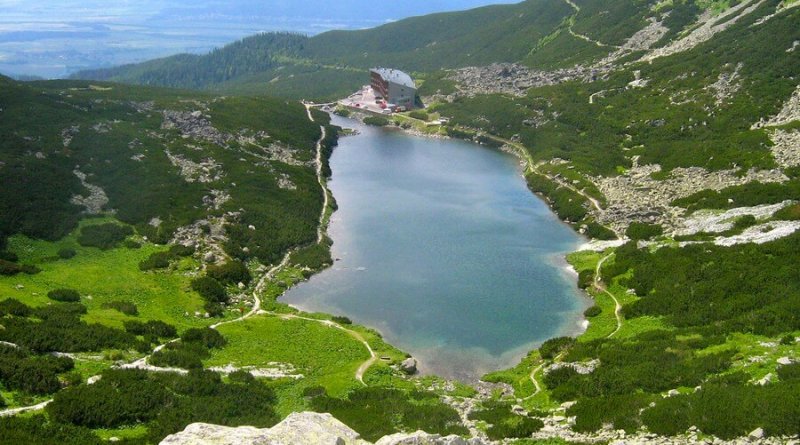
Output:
[{"xmin": 283, "ymin": 115, "xmax": 589, "ymax": 381}]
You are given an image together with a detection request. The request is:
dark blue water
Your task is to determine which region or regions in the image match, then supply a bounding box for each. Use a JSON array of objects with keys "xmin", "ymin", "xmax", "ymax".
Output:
[{"xmin": 283, "ymin": 116, "xmax": 589, "ymax": 380}]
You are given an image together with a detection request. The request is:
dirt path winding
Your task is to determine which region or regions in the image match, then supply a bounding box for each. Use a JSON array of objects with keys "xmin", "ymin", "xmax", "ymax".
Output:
[
  {"xmin": 527, "ymin": 362, "xmax": 545, "ymax": 398},
  {"xmin": 0, "ymin": 105, "xmax": 340, "ymax": 418},
  {"xmin": 562, "ymin": 0, "xmax": 620, "ymax": 49},
  {"xmin": 594, "ymin": 253, "xmax": 622, "ymax": 338},
  {"xmin": 274, "ymin": 312, "xmax": 377, "ymax": 385}
]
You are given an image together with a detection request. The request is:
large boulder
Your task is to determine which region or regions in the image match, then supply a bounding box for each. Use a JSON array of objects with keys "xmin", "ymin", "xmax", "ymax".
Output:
[
  {"xmin": 400, "ymin": 358, "xmax": 418, "ymax": 375},
  {"xmin": 159, "ymin": 412, "xmax": 368, "ymax": 445}
]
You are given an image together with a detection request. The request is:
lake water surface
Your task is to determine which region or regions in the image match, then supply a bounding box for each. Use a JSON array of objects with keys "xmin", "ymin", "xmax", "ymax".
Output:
[{"xmin": 282, "ymin": 115, "xmax": 589, "ymax": 381}]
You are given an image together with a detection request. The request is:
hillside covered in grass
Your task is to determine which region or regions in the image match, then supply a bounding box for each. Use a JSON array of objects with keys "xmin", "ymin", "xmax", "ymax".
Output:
[{"xmin": 6, "ymin": 0, "xmax": 800, "ymax": 443}]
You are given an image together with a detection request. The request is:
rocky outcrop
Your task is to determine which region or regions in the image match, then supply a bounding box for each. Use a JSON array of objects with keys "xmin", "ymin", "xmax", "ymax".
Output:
[
  {"xmin": 544, "ymin": 359, "xmax": 599, "ymax": 376},
  {"xmin": 707, "ymin": 62, "xmax": 743, "ymax": 106},
  {"xmin": 160, "ymin": 413, "xmax": 366, "ymax": 445},
  {"xmin": 448, "ymin": 63, "xmax": 602, "ymax": 97},
  {"xmin": 162, "ymin": 110, "xmax": 232, "ymax": 146},
  {"xmin": 767, "ymin": 129, "xmax": 800, "ymax": 168},
  {"xmin": 592, "ymin": 163, "xmax": 787, "ymax": 233},
  {"xmin": 400, "ymin": 358, "xmax": 418, "ymax": 375},
  {"xmin": 70, "ymin": 168, "xmax": 110, "ymax": 214},
  {"xmin": 593, "ymin": 17, "xmax": 669, "ymax": 68},
  {"xmin": 755, "ymin": 84, "xmax": 800, "ymax": 128},
  {"xmin": 642, "ymin": 0, "xmax": 767, "ymax": 62},
  {"xmin": 165, "ymin": 150, "xmax": 224, "ymax": 183},
  {"xmin": 158, "ymin": 412, "xmax": 489, "ymax": 445}
]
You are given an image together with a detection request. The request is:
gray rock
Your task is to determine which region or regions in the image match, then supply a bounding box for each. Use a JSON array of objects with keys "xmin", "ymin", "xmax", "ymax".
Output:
[
  {"xmin": 159, "ymin": 412, "xmax": 491, "ymax": 445},
  {"xmin": 400, "ymin": 358, "xmax": 418, "ymax": 375},
  {"xmin": 749, "ymin": 427, "xmax": 765, "ymax": 441},
  {"xmin": 159, "ymin": 412, "xmax": 368, "ymax": 445}
]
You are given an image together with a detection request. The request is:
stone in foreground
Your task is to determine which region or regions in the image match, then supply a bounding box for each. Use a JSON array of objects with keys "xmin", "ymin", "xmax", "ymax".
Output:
[
  {"xmin": 159, "ymin": 412, "xmax": 367, "ymax": 445},
  {"xmin": 159, "ymin": 412, "xmax": 488, "ymax": 445}
]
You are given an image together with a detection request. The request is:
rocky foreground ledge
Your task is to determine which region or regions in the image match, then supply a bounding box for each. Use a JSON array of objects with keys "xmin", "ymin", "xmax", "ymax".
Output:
[{"xmin": 159, "ymin": 412, "xmax": 485, "ymax": 445}]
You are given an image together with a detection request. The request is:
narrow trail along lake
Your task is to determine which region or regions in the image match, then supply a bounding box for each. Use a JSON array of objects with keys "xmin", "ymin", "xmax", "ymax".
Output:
[{"xmin": 283, "ymin": 115, "xmax": 589, "ymax": 381}]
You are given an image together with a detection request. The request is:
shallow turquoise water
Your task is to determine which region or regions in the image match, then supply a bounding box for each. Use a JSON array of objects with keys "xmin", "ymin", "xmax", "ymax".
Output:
[{"xmin": 282, "ymin": 115, "xmax": 589, "ymax": 381}]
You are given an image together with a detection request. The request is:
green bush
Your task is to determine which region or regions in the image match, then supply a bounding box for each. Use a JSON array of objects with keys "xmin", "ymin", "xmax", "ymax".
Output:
[
  {"xmin": 150, "ymin": 344, "xmax": 205, "ymax": 369},
  {"xmin": 0, "ymin": 251, "xmax": 18, "ymax": 262},
  {"xmin": 539, "ymin": 337, "xmax": 576, "ymax": 360},
  {"xmin": 625, "ymin": 222, "xmax": 663, "ymax": 241},
  {"xmin": 169, "ymin": 244, "xmax": 195, "ymax": 257},
  {"xmin": 408, "ymin": 110, "xmax": 429, "ymax": 121},
  {"xmin": 583, "ymin": 305, "xmax": 602, "ymax": 317},
  {"xmin": 332, "ymin": 315, "xmax": 352, "ymax": 325},
  {"xmin": 777, "ymin": 363, "xmax": 800, "ymax": 381},
  {"xmin": 229, "ymin": 369, "xmax": 255, "ymax": 384},
  {"xmin": 526, "ymin": 173, "xmax": 588, "ymax": 223},
  {"xmin": 0, "ymin": 298, "xmax": 32, "ymax": 317},
  {"xmin": 204, "ymin": 301, "xmax": 225, "ymax": 317},
  {"xmin": 139, "ymin": 245, "xmax": 194, "ymax": 271},
  {"xmin": 622, "ymin": 233, "xmax": 800, "ymax": 335},
  {"xmin": 0, "ymin": 259, "xmax": 22, "ymax": 276},
  {"xmin": 101, "ymin": 300, "xmax": 139, "ymax": 316},
  {"xmin": 0, "ymin": 415, "xmax": 102, "ymax": 445},
  {"xmin": 641, "ymin": 382, "xmax": 800, "ymax": 439},
  {"xmin": 47, "ymin": 369, "xmax": 173, "ymax": 428},
  {"xmin": 2, "ymin": 309, "xmax": 135, "ymax": 353},
  {"xmin": 732, "ymin": 214, "xmax": 757, "ymax": 230},
  {"xmin": 333, "ymin": 107, "xmax": 351, "ymax": 117},
  {"xmin": 57, "ymin": 248, "xmax": 77, "ymax": 259},
  {"xmin": 774, "ymin": 203, "xmax": 800, "ymax": 221},
  {"xmin": 181, "ymin": 328, "xmax": 227, "ymax": 349},
  {"xmin": 123, "ymin": 240, "xmax": 142, "ymax": 249},
  {"xmin": 468, "ymin": 401, "xmax": 544, "ymax": 440},
  {"xmin": 206, "ymin": 261, "xmax": 251, "ymax": 285},
  {"xmin": 363, "ymin": 116, "xmax": 390, "ymax": 127},
  {"xmin": 672, "ymin": 181, "xmax": 800, "ymax": 212},
  {"xmin": 47, "ymin": 367, "xmax": 279, "ymax": 439},
  {"xmin": 577, "ymin": 269, "xmax": 594, "ymax": 289},
  {"xmin": 289, "ymin": 241, "xmax": 332, "ymax": 270},
  {"xmin": 584, "ymin": 222, "xmax": 617, "ymax": 240},
  {"xmin": 77, "ymin": 223, "xmax": 134, "ymax": 250},
  {"xmin": 641, "ymin": 396, "xmax": 691, "ymax": 436},
  {"xmin": 47, "ymin": 288, "xmax": 80, "ymax": 302},
  {"xmin": 123, "ymin": 320, "xmax": 177, "ymax": 339},
  {"xmin": 139, "ymin": 251, "xmax": 173, "ymax": 270},
  {"xmin": 0, "ymin": 346, "xmax": 74, "ymax": 395},
  {"xmin": 310, "ymin": 387, "xmax": 467, "ymax": 441},
  {"xmin": 191, "ymin": 277, "xmax": 228, "ymax": 303},
  {"xmin": 303, "ymin": 386, "xmax": 327, "ymax": 398},
  {"xmin": 568, "ymin": 394, "xmax": 653, "ymax": 433}
]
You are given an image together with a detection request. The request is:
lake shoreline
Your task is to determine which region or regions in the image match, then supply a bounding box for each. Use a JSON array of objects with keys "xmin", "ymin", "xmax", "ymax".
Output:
[{"xmin": 281, "ymin": 111, "xmax": 595, "ymax": 382}]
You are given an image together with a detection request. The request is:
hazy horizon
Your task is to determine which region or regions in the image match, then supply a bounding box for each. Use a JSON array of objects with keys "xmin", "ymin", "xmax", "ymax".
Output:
[{"xmin": 0, "ymin": 0, "xmax": 519, "ymax": 79}]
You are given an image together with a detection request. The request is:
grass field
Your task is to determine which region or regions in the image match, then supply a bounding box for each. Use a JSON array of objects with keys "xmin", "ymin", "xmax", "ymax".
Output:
[
  {"xmin": 207, "ymin": 315, "xmax": 368, "ymax": 395},
  {"xmin": 1, "ymin": 219, "xmax": 209, "ymax": 331}
]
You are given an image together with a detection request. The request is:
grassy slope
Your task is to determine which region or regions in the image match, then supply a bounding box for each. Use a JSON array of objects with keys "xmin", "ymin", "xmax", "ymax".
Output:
[
  {"xmin": 3, "ymin": 223, "xmax": 205, "ymax": 331},
  {"xmin": 437, "ymin": 1, "xmax": 799, "ymax": 175},
  {"xmin": 300, "ymin": 0, "xmax": 573, "ymax": 71},
  {"xmin": 72, "ymin": 0, "xmax": 617, "ymax": 98},
  {"xmin": 0, "ymin": 76, "xmax": 444, "ymax": 443}
]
